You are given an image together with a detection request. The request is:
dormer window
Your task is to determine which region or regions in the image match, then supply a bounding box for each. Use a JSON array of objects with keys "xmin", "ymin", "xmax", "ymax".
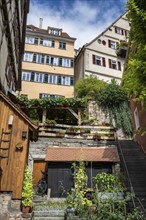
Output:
[{"xmin": 48, "ymin": 27, "xmax": 62, "ymax": 36}]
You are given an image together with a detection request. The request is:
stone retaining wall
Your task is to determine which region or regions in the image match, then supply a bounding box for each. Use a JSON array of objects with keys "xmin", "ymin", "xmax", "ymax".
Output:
[{"xmin": 0, "ymin": 192, "xmax": 31, "ymax": 220}]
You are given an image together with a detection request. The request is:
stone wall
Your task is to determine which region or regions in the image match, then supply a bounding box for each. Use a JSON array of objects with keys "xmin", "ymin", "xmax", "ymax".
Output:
[
  {"xmin": 88, "ymin": 100, "xmax": 127, "ymax": 139},
  {"xmin": 0, "ymin": 192, "xmax": 31, "ymax": 220}
]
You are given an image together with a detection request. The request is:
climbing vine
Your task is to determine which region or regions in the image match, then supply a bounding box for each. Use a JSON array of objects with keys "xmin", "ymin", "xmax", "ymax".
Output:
[
  {"xmin": 123, "ymin": 0, "xmax": 146, "ymax": 101},
  {"xmin": 97, "ymin": 81, "xmax": 133, "ymax": 136},
  {"xmin": 76, "ymin": 78, "xmax": 132, "ymax": 136}
]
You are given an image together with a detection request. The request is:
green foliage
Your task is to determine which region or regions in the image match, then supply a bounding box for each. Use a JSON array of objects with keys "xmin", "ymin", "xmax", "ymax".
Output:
[
  {"xmin": 67, "ymin": 162, "xmax": 92, "ymax": 217},
  {"xmin": 17, "ymin": 95, "xmax": 87, "ymax": 109},
  {"xmin": 67, "ymin": 170, "xmax": 145, "ymax": 219},
  {"xmin": 44, "ymin": 119, "xmax": 57, "ymax": 125},
  {"xmin": 123, "ymin": 0, "xmax": 146, "ymax": 101},
  {"xmin": 93, "ymin": 172, "xmax": 124, "ymax": 193},
  {"xmin": 22, "ymin": 166, "xmax": 33, "ymax": 207},
  {"xmin": 76, "ymin": 77, "xmax": 132, "ymax": 136},
  {"xmin": 75, "ymin": 75, "xmax": 107, "ymax": 99},
  {"xmin": 97, "ymin": 80, "xmax": 133, "ymax": 136}
]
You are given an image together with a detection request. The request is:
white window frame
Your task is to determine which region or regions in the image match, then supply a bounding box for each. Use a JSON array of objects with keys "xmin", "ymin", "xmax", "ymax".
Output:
[
  {"xmin": 110, "ymin": 41, "xmax": 116, "ymax": 49},
  {"xmin": 111, "ymin": 60, "xmax": 117, "ymax": 69},
  {"xmin": 59, "ymin": 42, "xmax": 66, "ymax": 50},
  {"xmin": 116, "ymin": 27, "xmax": 123, "ymax": 35},
  {"xmin": 34, "ymin": 72, "xmax": 44, "ymax": 82},
  {"xmin": 22, "ymin": 71, "xmax": 31, "ymax": 81},
  {"xmin": 25, "ymin": 36, "xmax": 35, "ymax": 44},
  {"xmin": 134, "ymin": 108, "xmax": 140, "ymax": 130},
  {"xmin": 95, "ymin": 56, "xmax": 102, "ymax": 66},
  {"xmin": 23, "ymin": 53, "xmax": 33, "ymax": 62}
]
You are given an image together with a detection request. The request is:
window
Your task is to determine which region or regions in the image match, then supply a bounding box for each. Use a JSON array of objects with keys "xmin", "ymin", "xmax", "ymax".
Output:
[
  {"xmin": 22, "ymin": 71, "xmax": 74, "ymax": 86},
  {"xmin": 59, "ymin": 42, "xmax": 66, "ymax": 49},
  {"xmin": 44, "ymin": 74, "xmax": 48, "ymax": 83},
  {"xmin": 22, "ymin": 71, "xmax": 31, "ymax": 81},
  {"xmin": 33, "ymin": 54, "xmax": 45, "ymax": 64},
  {"xmin": 34, "ymin": 38, "xmax": 38, "ymax": 44},
  {"xmin": 97, "ymin": 39, "xmax": 101, "ymax": 44},
  {"xmin": 24, "ymin": 52, "xmax": 73, "ymax": 68},
  {"xmin": 35, "ymin": 73, "xmax": 44, "ymax": 82},
  {"xmin": 23, "ymin": 53, "xmax": 33, "ymax": 62},
  {"xmin": 25, "ymin": 36, "xmax": 35, "ymax": 44},
  {"xmin": 46, "ymin": 56, "xmax": 58, "ymax": 65},
  {"xmin": 40, "ymin": 38, "xmax": 55, "ymax": 47},
  {"xmin": 115, "ymin": 27, "xmax": 124, "ymax": 35},
  {"xmin": 39, "ymin": 93, "xmax": 62, "ymax": 99},
  {"xmin": 48, "ymin": 29, "xmax": 61, "ymax": 36},
  {"xmin": 30, "ymin": 72, "xmax": 35, "ymax": 82},
  {"xmin": 48, "ymin": 75, "xmax": 57, "ymax": 84},
  {"xmin": 134, "ymin": 108, "xmax": 140, "ymax": 130},
  {"xmin": 109, "ymin": 59, "xmax": 121, "ymax": 70},
  {"xmin": 108, "ymin": 40, "xmax": 117, "ymax": 49},
  {"xmin": 92, "ymin": 55, "xmax": 106, "ymax": 67}
]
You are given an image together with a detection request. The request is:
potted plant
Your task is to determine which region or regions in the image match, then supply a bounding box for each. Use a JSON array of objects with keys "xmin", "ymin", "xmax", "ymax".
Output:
[
  {"xmin": 93, "ymin": 132, "xmax": 103, "ymax": 140},
  {"xmin": 67, "ymin": 126, "xmax": 79, "ymax": 134},
  {"xmin": 44, "ymin": 119, "xmax": 56, "ymax": 126},
  {"xmin": 21, "ymin": 166, "xmax": 33, "ymax": 213},
  {"xmin": 116, "ymin": 40, "xmax": 128, "ymax": 58},
  {"xmin": 80, "ymin": 128, "xmax": 90, "ymax": 134},
  {"xmin": 56, "ymin": 129, "xmax": 66, "ymax": 137}
]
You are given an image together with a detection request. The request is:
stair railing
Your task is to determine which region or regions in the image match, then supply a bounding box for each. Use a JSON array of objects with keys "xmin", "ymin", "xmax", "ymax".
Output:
[
  {"xmin": 116, "ymin": 138, "xmax": 136, "ymax": 208},
  {"xmin": 115, "ymin": 136, "xmax": 146, "ymax": 214}
]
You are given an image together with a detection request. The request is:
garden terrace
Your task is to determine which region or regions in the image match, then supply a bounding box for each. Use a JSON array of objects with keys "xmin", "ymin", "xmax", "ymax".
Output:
[{"xmin": 38, "ymin": 123, "xmax": 116, "ymax": 141}]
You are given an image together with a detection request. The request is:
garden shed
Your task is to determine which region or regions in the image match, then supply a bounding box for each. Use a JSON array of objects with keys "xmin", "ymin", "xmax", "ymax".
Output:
[
  {"xmin": 45, "ymin": 146, "xmax": 119, "ymax": 197},
  {"xmin": 0, "ymin": 91, "xmax": 38, "ymax": 199}
]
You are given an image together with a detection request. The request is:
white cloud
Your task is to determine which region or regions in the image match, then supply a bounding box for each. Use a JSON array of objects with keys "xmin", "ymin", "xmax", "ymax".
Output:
[{"xmin": 27, "ymin": 0, "xmax": 126, "ymax": 49}]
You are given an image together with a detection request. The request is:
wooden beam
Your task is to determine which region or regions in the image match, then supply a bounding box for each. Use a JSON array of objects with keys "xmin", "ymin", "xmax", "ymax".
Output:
[{"xmin": 42, "ymin": 110, "xmax": 46, "ymax": 123}]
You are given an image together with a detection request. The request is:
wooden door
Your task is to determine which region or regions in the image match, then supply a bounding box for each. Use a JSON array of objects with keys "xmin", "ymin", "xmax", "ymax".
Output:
[
  {"xmin": 47, "ymin": 162, "xmax": 73, "ymax": 198},
  {"xmin": 33, "ymin": 160, "xmax": 47, "ymax": 186}
]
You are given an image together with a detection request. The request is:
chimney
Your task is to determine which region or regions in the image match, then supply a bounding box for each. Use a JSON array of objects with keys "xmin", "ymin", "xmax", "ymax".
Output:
[{"xmin": 39, "ymin": 18, "xmax": 43, "ymax": 29}]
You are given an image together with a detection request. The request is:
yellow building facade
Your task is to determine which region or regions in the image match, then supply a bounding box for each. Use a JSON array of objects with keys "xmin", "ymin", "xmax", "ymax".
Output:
[{"xmin": 21, "ymin": 25, "xmax": 76, "ymax": 98}]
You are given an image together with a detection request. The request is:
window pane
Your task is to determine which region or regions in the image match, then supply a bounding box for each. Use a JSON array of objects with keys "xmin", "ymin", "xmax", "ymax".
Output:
[
  {"xmin": 25, "ymin": 36, "xmax": 35, "ymax": 44},
  {"xmin": 24, "ymin": 53, "xmax": 33, "ymax": 62}
]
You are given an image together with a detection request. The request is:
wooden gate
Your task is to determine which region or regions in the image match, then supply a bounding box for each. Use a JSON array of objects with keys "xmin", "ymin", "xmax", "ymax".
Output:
[
  {"xmin": 48, "ymin": 162, "xmax": 73, "ymax": 198},
  {"xmin": 47, "ymin": 162, "xmax": 113, "ymax": 198}
]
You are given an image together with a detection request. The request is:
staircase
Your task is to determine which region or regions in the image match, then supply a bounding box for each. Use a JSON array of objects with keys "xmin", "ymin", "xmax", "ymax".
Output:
[
  {"xmin": 118, "ymin": 140, "xmax": 146, "ymax": 212},
  {"xmin": 32, "ymin": 198, "xmax": 65, "ymax": 220}
]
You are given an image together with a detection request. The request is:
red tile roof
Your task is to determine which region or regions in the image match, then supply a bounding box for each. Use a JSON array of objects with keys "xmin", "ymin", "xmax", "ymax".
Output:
[
  {"xmin": 45, "ymin": 146, "xmax": 119, "ymax": 162},
  {"xmin": 26, "ymin": 25, "xmax": 72, "ymax": 39}
]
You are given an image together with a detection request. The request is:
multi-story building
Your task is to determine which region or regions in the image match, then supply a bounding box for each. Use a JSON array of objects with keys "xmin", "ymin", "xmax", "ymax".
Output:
[
  {"xmin": 21, "ymin": 23, "xmax": 76, "ymax": 98},
  {"xmin": 0, "ymin": 0, "xmax": 29, "ymax": 95},
  {"xmin": 0, "ymin": 1, "xmax": 38, "ymax": 217},
  {"xmin": 75, "ymin": 13, "xmax": 130, "ymax": 84}
]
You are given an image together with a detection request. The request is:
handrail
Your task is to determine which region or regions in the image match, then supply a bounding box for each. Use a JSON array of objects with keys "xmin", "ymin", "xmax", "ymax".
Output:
[{"xmin": 115, "ymin": 134, "xmax": 146, "ymax": 214}]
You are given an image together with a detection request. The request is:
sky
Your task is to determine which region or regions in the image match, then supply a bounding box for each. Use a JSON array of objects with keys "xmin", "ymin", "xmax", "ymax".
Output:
[{"xmin": 27, "ymin": 0, "xmax": 128, "ymax": 49}]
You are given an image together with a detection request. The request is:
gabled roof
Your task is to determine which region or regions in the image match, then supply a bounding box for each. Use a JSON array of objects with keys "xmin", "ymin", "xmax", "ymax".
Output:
[
  {"xmin": 45, "ymin": 146, "xmax": 119, "ymax": 162},
  {"xmin": 75, "ymin": 12, "xmax": 128, "ymax": 60},
  {"xmin": 86, "ymin": 12, "xmax": 128, "ymax": 47},
  {"xmin": 0, "ymin": 91, "xmax": 38, "ymax": 141}
]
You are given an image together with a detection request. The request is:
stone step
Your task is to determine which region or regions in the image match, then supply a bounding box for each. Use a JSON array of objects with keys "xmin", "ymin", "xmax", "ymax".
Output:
[
  {"xmin": 34, "ymin": 210, "xmax": 64, "ymax": 217},
  {"xmin": 33, "ymin": 217, "xmax": 64, "ymax": 220}
]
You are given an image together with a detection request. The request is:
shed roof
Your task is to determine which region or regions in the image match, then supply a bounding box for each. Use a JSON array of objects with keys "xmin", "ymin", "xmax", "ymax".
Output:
[{"xmin": 45, "ymin": 146, "xmax": 119, "ymax": 162}]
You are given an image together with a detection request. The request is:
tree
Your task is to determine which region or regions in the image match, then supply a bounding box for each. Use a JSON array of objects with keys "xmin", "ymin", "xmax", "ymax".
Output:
[{"xmin": 75, "ymin": 76, "xmax": 107, "ymax": 99}]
